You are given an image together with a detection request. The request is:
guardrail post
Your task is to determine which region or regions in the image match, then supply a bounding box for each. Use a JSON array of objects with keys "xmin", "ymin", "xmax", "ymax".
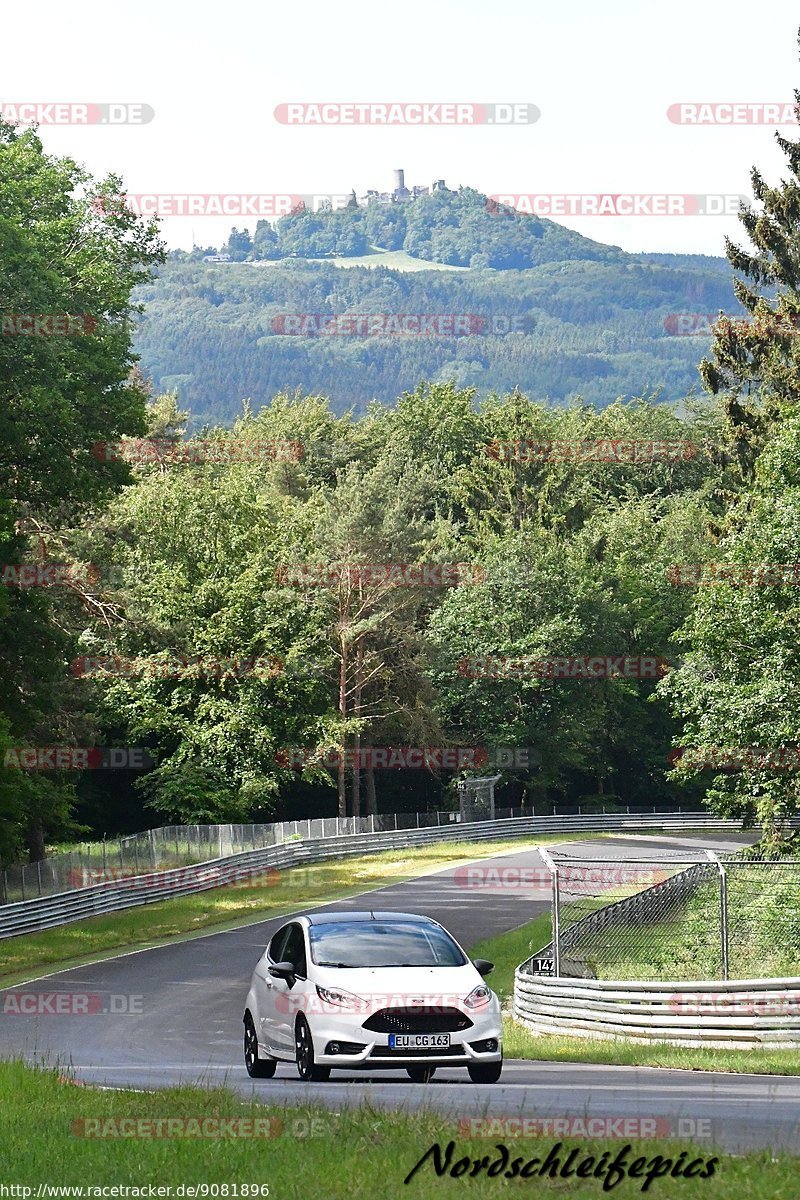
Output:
[
  {"xmin": 539, "ymin": 846, "xmax": 560, "ymax": 977},
  {"xmin": 705, "ymin": 850, "xmax": 729, "ymax": 981}
]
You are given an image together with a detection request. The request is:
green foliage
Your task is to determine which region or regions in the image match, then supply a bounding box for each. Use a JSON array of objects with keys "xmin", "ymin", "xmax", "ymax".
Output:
[
  {"xmin": 135, "ymin": 248, "xmax": 738, "ymax": 424},
  {"xmin": 0, "ymin": 117, "xmax": 164, "ymax": 862}
]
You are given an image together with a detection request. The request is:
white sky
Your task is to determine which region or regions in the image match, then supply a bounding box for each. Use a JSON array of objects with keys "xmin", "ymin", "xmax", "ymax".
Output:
[{"xmin": 4, "ymin": 0, "xmax": 800, "ymax": 255}]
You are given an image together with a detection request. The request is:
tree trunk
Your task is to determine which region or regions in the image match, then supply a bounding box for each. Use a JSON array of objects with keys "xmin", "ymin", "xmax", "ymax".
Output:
[
  {"xmin": 365, "ymin": 756, "xmax": 377, "ymax": 816},
  {"xmin": 25, "ymin": 822, "xmax": 45, "ymax": 863},
  {"xmin": 338, "ymin": 634, "xmax": 347, "ymax": 818},
  {"xmin": 352, "ymin": 638, "xmax": 364, "ymax": 818}
]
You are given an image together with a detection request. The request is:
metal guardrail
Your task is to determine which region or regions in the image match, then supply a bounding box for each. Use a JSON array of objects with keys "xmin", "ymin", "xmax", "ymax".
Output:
[
  {"xmin": 0, "ymin": 811, "xmax": 745, "ymax": 940},
  {"xmin": 512, "ymin": 973, "xmax": 800, "ymax": 1048}
]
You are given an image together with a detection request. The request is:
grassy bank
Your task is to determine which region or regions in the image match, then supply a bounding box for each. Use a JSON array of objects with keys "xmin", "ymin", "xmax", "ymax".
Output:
[
  {"xmin": 0, "ymin": 1059, "xmax": 795, "ymax": 1197},
  {"xmin": 0, "ymin": 835, "xmax": 584, "ymax": 987}
]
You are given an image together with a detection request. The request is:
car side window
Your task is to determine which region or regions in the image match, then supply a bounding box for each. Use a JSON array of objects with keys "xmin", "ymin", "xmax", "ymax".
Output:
[
  {"xmin": 268, "ymin": 925, "xmax": 290, "ymax": 963},
  {"xmin": 281, "ymin": 924, "xmax": 307, "ymax": 978}
]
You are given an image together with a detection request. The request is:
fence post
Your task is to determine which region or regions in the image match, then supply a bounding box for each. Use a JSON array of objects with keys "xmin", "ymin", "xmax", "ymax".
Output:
[
  {"xmin": 539, "ymin": 847, "xmax": 560, "ymax": 977},
  {"xmin": 37, "ymin": 859, "xmax": 42, "ymax": 896},
  {"xmin": 149, "ymin": 830, "xmax": 156, "ymax": 869},
  {"xmin": 705, "ymin": 850, "xmax": 729, "ymax": 981}
]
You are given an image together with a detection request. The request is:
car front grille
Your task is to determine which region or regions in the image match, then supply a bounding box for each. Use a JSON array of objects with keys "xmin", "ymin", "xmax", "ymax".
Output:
[{"xmin": 362, "ymin": 1006, "xmax": 473, "ymax": 1034}]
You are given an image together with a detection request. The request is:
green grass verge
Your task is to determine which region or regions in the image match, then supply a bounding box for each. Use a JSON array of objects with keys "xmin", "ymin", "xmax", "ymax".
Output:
[
  {"xmin": 0, "ymin": 1059, "xmax": 795, "ymax": 1197},
  {"xmin": 469, "ymin": 917, "xmax": 800, "ymax": 1076},
  {"xmin": 0, "ymin": 835, "xmax": 587, "ymax": 988}
]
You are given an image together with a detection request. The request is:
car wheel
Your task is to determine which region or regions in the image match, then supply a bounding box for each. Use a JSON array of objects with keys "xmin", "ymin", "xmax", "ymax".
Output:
[
  {"xmin": 243, "ymin": 1013, "xmax": 277, "ymax": 1078},
  {"xmin": 295, "ymin": 1015, "xmax": 331, "ymax": 1082},
  {"xmin": 467, "ymin": 1058, "xmax": 503, "ymax": 1084},
  {"xmin": 406, "ymin": 1066, "xmax": 436, "ymax": 1083}
]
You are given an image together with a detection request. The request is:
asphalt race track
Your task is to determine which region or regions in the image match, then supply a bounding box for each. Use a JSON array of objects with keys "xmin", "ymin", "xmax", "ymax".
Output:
[{"xmin": 3, "ymin": 831, "xmax": 798, "ymax": 1154}]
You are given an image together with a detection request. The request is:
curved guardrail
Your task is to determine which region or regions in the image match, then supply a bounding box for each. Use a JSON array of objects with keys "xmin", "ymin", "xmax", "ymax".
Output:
[
  {"xmin": 512, "ymin": 972, "xmax": 800, "ymax": 1047},
  {"xmin": 0, "ymin": 811, "xmax": 747, "ymax": 940}
]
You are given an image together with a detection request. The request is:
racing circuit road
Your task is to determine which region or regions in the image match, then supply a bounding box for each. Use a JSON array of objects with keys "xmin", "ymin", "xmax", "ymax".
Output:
[{"xmin": 2, "ymin": 831, "xmax": 799, "ymax": 1154}]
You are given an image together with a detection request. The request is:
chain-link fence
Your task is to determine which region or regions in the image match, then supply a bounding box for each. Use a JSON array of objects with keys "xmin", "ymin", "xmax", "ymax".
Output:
[
  {"xmin": 0, "ymin": 813, "xmax": 457, "ymax": 904},
  {"xmin": 1, "ymin": 799, "xmax": 691, "ymax": 906},
  {"xmin": 528, "ymin": 850, "xmax": 800, "ymax": 982}
]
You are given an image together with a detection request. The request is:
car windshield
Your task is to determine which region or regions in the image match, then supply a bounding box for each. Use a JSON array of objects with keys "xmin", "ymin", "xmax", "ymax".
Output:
[{"xmin": 308, "ymin": 921, "xmax": 467, "ymax": 968}]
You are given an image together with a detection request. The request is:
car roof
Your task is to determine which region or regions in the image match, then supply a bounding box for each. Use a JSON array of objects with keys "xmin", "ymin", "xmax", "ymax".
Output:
[{"xmin": 303, "ymin": 911, "xmax": 438, "ymax": 926}]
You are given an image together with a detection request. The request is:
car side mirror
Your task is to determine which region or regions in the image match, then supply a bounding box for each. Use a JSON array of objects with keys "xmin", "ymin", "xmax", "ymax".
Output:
[
  {"xmin": 268, "ymin": 960, "xmax": 296, "ymax": 983},
  {"xmin": 473, "ymin": 958, "xmax": 494, "ymax": 977}
]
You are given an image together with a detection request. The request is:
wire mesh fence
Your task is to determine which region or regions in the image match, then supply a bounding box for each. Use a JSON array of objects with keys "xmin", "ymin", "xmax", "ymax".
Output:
[
  {"xmin": 526, "ymin": 850, "xmax": 800, "ymax": 982},
  {"xmin": 0, "ymin": 798, "xmax": 689, "ymax": 905},
  {"xmin": 0, "ymin": 813, "xmax": 453, "ymax": 904}
]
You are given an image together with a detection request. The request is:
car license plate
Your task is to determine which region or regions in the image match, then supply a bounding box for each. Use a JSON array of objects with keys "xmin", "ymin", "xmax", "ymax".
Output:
[{"xmin": 389, "ymin": 1033, "xmax": 450, "ymax": 1049}]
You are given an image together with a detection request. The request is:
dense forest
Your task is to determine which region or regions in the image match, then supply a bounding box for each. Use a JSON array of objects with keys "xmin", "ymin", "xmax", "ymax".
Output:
[
  {"xmin": 3, "ymin": 102, "xmax": 800, "ymax": 864},
  {"xmin": 134, "ymin": 248, "xmax": 739, "ymax": 425}
]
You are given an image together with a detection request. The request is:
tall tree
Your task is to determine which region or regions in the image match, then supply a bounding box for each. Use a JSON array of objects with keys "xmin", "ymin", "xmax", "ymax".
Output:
[
  {"xmin": 700, "ymin": 33, "xmax": 800, "ymax": 477},
  {"xmin": 0, "ymin": 118, "xmax": 163, "ymax": 861}
]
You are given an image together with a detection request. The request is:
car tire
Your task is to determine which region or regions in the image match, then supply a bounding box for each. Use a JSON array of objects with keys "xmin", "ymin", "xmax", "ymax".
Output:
[
  {"xmin": 467, "ymin": 1058, "xmax": 503, "ymax": 1084},
  {"xmin": 243, "ymin": 1013, "xmax": 277, "ymax": 1078},
  {"xmin": 295, "ymin": 1015, "xmax": 331, "ymax": 1082},
  {"xmin": 406, "ymin": 1066, "xmax": 436, "ymax": 1083}
]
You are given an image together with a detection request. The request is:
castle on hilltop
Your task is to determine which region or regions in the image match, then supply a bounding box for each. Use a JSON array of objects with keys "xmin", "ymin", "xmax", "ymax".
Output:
[{"xmin": 358, "ymin": 169, "xmax": 449, "ymax": 207}]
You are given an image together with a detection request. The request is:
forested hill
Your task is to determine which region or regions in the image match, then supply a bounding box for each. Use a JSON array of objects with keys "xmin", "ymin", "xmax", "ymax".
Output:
[{"xmin": 132, "ymin": 188, "xmax": 738, "ymax": 427}]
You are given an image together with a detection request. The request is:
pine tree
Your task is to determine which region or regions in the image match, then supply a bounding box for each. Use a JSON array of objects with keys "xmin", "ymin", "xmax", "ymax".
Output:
[{"xmin": 701, "ymin": 29, "xmax": 800, "ymax": 477}]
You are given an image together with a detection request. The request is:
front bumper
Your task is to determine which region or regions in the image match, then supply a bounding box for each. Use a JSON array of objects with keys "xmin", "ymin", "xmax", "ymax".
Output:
[{"xmin": 307, "ymin": 1007, "xmax": 503, "ymax": 1067}]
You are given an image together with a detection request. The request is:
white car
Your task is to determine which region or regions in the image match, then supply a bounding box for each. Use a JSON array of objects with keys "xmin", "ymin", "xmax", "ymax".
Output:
[{"xmin": 243, "ymin": 910, "xmax": 503, "ymax": 1082}]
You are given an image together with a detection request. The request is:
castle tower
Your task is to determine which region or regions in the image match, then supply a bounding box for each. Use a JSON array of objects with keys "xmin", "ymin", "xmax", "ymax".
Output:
[{"xmin": 393, "ymin": 168, "xmax": 405, "ymax": 193}]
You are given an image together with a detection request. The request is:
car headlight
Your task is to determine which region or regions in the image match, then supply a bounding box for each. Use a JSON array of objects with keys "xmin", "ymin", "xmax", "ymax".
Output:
[
  {"xmin": 463, "ymin": 985, "xmax": 492, "ymax": 1009},
  {"xmin": 315, "ymin": 984, "xmax": 366, "ymax": 1011}
]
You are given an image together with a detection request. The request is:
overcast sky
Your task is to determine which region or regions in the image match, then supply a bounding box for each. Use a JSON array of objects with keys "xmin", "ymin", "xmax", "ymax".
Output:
[{"xmin": 4, "ymin": 0, "xmax": 800, "ymax": 255}]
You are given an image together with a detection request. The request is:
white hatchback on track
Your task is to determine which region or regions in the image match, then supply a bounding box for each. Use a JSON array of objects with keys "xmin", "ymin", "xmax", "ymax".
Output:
[{"xmin": 243, "ymin": 910, "xmax": 503, "ymax": 1082}]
